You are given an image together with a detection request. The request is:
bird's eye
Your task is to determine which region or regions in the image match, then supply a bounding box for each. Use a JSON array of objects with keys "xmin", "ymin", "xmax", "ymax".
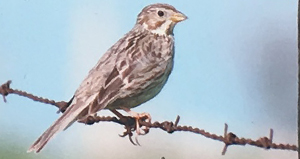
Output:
[{"xmin": 157, "ymin": 10, "xmax": 164, "ymax": 17}]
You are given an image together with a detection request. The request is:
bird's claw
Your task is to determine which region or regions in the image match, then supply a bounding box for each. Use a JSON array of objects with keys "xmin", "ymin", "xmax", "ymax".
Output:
[
  {"xmin": 119, "ymin": 125, "xmax": 139, "ymax": 145},
  {"xmin": 119, "ymin": 112, "xmax": 151, "ymax": 146}
]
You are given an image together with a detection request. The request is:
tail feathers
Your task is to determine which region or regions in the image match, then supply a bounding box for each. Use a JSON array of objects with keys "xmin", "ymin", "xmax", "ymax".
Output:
[{"xmin": 27, "ymin": 100, "xmax": 87, "ymax": 153}]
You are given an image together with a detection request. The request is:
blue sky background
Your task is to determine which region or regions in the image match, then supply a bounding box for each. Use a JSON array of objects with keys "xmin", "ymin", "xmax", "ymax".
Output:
[{"xmin": 0, "ymin": 0, "xmax": 297, "ymax": 159}]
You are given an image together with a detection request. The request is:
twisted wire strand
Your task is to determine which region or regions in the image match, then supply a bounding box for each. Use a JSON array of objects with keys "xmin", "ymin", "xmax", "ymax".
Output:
[{"xmin": 0, "ymin": 80, "xmax": 298, "ymax": 154}]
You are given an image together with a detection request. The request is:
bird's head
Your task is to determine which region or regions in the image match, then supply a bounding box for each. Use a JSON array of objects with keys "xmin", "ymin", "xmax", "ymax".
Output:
[{"xmin": 137, "ymin": 3, "xmax": 187, "ymax": 36}]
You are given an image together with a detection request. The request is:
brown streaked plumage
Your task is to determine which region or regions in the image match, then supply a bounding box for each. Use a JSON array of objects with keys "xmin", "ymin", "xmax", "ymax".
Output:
[{"xmin": 28, "ymin": 3, "xmax": 187, "ymax": 153}]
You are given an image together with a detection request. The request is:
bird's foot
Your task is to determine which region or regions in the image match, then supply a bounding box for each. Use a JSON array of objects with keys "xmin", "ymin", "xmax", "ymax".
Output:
[
  {"xmin": 114, "ymin": 108, "xmax": 150, "ymax": 145},
  {"xmin": 121, "ymin": 107, "xmax": 151, "ymax": 135},
  {"xmin": 110, "ymin": 109, "xmax": 151, "ymax": 145}
]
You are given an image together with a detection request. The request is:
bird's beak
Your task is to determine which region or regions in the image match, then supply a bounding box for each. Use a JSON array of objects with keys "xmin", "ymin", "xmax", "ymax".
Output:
[{"xmin": 170, "ymin": 12, "xmax": 188, "ymax": 23}]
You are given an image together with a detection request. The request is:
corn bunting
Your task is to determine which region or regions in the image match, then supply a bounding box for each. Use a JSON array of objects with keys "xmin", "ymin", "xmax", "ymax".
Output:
[{"xmin": 28, "ymin": 3, "xmax": 187, "ymax": 153}]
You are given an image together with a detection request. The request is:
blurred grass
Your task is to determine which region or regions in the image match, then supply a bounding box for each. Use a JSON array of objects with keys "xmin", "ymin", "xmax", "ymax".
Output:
[{"xmin": 0, "ymin": 131, "xmax": 44, "ymax": 159}]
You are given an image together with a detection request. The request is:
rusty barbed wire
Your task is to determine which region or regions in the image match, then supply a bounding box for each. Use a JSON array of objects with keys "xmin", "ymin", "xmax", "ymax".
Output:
[
  {"xmin": 0, "ymin": 80, "xmax": 298, "ymax": 154},
  {"xmin": 0, "ymin": 80, "xmax": 69, "ymax": 112}
]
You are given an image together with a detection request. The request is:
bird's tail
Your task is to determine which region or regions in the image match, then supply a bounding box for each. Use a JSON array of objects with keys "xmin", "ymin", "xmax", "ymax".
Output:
[{"xmin": 27, "ymin": 99, "xmax": 88, "ymax": 153}]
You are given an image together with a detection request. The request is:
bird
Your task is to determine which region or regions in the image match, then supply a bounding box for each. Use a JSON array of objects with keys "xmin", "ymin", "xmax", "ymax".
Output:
[{"xmin": 28, "ymin": 3, "xmax": 187, "ymax": 153}]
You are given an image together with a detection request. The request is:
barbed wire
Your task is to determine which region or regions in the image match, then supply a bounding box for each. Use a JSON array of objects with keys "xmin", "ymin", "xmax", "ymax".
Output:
[{"xmin": 0, "ymin": 80, "xmax": 298, "ymax": 155}]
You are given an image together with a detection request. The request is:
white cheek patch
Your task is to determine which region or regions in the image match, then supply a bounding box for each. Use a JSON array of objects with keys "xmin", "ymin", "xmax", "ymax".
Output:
[{"xmin": 148, "ymin": 20, "xmax": 175, "ymax": 36}]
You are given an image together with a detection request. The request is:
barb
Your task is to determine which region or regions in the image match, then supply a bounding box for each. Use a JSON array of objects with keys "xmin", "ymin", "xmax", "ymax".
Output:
[{"xmin": 0, "ymin": 80, "xmax": 298, "ymax": 154}]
